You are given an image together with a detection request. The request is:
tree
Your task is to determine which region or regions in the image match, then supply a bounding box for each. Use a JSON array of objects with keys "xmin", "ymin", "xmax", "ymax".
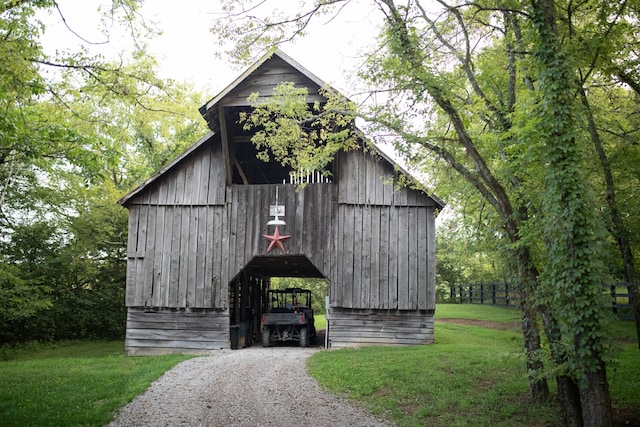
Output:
[
  {"xmin": 210, "ymin": 0, "xmax": 640, "ymax": 424},
  {"xmin": 0, "ymin": 1, "xmax": 209, "ymax": 343}
]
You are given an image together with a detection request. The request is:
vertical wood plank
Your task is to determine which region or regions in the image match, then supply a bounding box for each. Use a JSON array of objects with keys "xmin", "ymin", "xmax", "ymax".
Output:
[
  {"xmin": 426, "ymin": 208, "xmax": 437, "ymax": 311},
  {"xmin": 345, "ymin": 151, "xmax": 358, "ymax": 204},
  {"xmin": 378, "ymin": 206, "xmax": 390, "ymax": 309},
  {"xmin": 408, "ymin": 207, "xmax": 418, "ymax": 310},
  {"xmin": 165, "ymin": 168, "xmax": 177, "ymax": 205},
  {"xmin": 371, "ymin": 156, "xmax": 382, "ymax": 206},
  {"xmin": 211, "ymin": 142, "xmax": 224, "ymax": 205},
  {"xmin": 178, "ymin": 207, "xmax": 191, "ymax": 307},
  {"xmin": 203, "ymin": 206, "xmax": 214, "ymax": 308},
  {"xmin": 194, "ymin": 206, "xmax": 206, "ymax": 307},
  {"xmin": 174, "ymin": 161, "xmax": 186, "ymax": 205},
  {"xmin": 361, "ymin": 204, "xmax": 372, "ymax": 308},
  {"xmin": 336, "ymin": 153, "xmax": 348, "ymax": 203},
  {"xmin": 397, "ymin": 208, "xmax": 410, "ymax": 310},
  {"xmin": 134, "ymin": 258, "xmax": 145, "ymax": 307},
  {"xmin": 213, "ymin": 206, "xmax": 225, "ymax": 308},
  {"xmin": 388, "ymin": 206, "xmax": 399, "ymax": 309},
  {"xmin": 136, "ymin": 205, "xmax": 149, "ymax": 306},
  {"xmin": 382, "ymin": 164, "xmax": 394, "ymax": 205},
  {"xmin": 293, "ymin": 186, "xmax": 305, "ymax": 255},
  {"xmin": 417, "ymin": 207, "xmax": 428, "ymax": 310},
  {"xmin": 303, "ymin": 185, "xmax": 315, "ymax": 257},
  {"xmin": 187, "ymin": 207, "xmax": 198, "ymax": 307},
  {"xmin": 152, "ymin": 206, "xmax": 165, "ymax": 307},
  {"xmin": 125, "ymin": 207, "xmax": 140, "ymax": 306},
  {"xmin": 227, "ymin": 187, "xmax": 239, "ymax": 286},
  {"xmin": 370, "ymin": 206, "xmax": 381, "ymax": 309},
  {"xmin": 184, "ymin": 156, "xmax": 195, "ymax": 205},
  {"xmin": 169, "ymin": 205, "xmax": 182, "ymax": 306},
  {"xmin": 191, "ymin": 151, "xmax": 202, "ymax": 205},
  {"xmin": 358, "ymin": 151, "xmax": 367, "ymax": 205},
  {"xmin": 328, "ymin": 186, "xmax": 339, "ymax": 305},
  {"xmin": 125, "ymin": 257, "xmax": 137, "ymax": 307},
  {"xmin": 235, "ymin": 187, "xmax": 247, "ymax": 271},
  {"xmin": 147, "ymin": 183, "xmax": 159, "ymax": 205},
  {"xmin": 218, "ymin": 107, "xmax": 233, "ymax": 186},
  {"xmin": 127, "ymin": 205, "xmax": 140, "ymax": 256},
  {"xmin": 352, "ymin": 207, "xmax": 362, "ymax": 308},
  {"xmin": 157, "ymin": 174, "xmax": 169, "ymax": 205},
  {"xmin": 246, "ymin": 186, "xmax": 258, "ymax": 262},
  {"xmin": 160, "ymin": 206, "xmax": 174, "ymax": 307},
  {"xmin": 393, "ymin": 182, "xmax": 408, "ymax": 207}
]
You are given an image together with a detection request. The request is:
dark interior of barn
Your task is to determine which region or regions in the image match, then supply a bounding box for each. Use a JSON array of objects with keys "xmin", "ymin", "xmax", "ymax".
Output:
[{"xmin": 228, "ymin": 255, "xmax": 326, "ymax": 349}]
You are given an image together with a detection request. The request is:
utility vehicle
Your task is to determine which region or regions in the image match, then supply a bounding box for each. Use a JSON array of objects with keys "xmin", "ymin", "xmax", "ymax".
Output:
[{"xmin": 261, "ymin": 287, "xmax": 315, "ymax": 347}]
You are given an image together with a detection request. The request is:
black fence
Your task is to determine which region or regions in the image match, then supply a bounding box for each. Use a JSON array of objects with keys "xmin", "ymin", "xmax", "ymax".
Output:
[
  {"xmin": 451, "ymin": 282, "xmax": 634, "ymax": 320},
  {"xmin": 450, "ymin": 282, "xmax": 518, "ymax": 307}
]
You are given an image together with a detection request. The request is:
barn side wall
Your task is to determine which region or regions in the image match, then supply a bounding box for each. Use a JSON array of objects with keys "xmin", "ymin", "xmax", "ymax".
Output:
[
  {"xmin": 125, "ymin": 308, "xmax": 229, "ymax": 356},
  {"xmin": 124, "ymin": 139, "xmax": 227, "ymax": 310},
  {"xmin": 331, "ymin": 149, "xmax": 437, "ymax": 312},
  {"xmin": 328, "ymin": 308, "xmax": 434, "ymax": 348}
]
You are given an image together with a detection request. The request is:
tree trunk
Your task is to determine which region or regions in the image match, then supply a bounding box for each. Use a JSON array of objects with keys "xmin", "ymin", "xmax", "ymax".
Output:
[
  {"xmin": 579, "ymin": 363, "xmax": 612, "ymax": 427},
  {"xmin": 557, "ymin": 375, "xmax": 584, "ymax": 427},
  {"xmin": 541, "ymin": 309, "xmax": 583, "ymax": 426},
  {"xmin": 520, "ymin": 303, "xmax": 550, "ymax": 402},
  {"xmin": 530, "ymin": 0, "xmax": 612, "ymax": 424},
  {"xmin": 517, "ymin": 256, "xmax": 550, "ymax": 402}
]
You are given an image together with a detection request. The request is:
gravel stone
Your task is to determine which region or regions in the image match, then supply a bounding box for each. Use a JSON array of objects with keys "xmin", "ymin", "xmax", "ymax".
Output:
[{"xmin": 108, "ymin": 345, "xmax": 393, "ymax": 426}]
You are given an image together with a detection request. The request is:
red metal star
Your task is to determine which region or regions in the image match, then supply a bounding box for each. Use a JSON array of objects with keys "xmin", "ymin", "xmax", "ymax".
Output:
[{"xmin": 262, "ymin": 226, "xmax": 291, "ymax": 253}]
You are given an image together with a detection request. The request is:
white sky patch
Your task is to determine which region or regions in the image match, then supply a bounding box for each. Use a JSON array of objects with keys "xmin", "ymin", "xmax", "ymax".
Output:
[{"xmin": 38, "ymin": 0, "xmax": 382, "ymax": 99}]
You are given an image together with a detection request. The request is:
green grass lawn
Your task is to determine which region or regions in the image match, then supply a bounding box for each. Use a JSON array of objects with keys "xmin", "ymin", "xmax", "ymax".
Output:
[
  {"xmin": 1, "ymin": 306, "xmax": 637, "ymax": 427},
  {"xmin": 0, "ymin": 341, "xmax": 192, "ymax": 427},
  {"xmin": 308, "ymin": 304, "xmax": 639, "ymax": 426}
]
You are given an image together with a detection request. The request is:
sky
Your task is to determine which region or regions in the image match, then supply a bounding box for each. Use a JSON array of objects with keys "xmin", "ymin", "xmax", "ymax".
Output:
[{"xmin": 41, "ymin": 1, "xmax": 382, "ymax": 99}]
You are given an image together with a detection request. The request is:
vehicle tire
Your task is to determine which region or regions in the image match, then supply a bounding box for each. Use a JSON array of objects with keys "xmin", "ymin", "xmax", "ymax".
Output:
[
  {"xmin": 261, "ymin": 328, "xmax": 271, "ymax": 347},
  {"xmin": 299, "ymin": 327, "xmax": 309, "ymax": 347}
]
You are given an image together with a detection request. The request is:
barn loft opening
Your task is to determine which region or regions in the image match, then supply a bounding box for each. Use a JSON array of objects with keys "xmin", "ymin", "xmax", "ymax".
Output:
[
  {"xmin": 222, "ymin": 106, "xmax": 334, "ymax": 185},
  {"xmin": 228, "ymin": 255, "xmax": 328, "ymax": 349}
]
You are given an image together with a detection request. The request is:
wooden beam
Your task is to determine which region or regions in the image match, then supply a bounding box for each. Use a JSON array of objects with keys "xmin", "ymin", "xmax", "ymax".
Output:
[
  {"xmin": 218, "ymin": 106, "xmax": 233, "ymax": 186},
  {"xmin": 233, "ymin": 157, "xmax": 250, "ymax": 185}
]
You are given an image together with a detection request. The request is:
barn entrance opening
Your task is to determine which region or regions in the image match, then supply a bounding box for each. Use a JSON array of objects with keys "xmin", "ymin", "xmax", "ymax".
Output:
[{"xmin": 228, "ymin": 254, "xmax": 328, "ymax": 349}]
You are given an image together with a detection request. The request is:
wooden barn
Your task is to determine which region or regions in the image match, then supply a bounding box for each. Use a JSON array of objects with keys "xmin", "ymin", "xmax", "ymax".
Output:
[{"xmin": 118, "ymin": 50, "xmax": 444, "ymax": 355}]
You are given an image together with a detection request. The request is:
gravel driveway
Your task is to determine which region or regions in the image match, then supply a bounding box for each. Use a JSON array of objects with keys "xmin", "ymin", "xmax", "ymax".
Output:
[{"xmin": 108, "ymin": 343, "xmax": 393, "ymax": 426}]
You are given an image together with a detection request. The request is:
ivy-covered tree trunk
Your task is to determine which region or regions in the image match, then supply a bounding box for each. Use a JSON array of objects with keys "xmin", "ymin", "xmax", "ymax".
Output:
[
  {"xmin": 530, "ymin": 0, "xmax": 612, "ymax": 425},
  {"xmin": 516, "ymin": 257, "xmax": 550, "ymax": 402}
]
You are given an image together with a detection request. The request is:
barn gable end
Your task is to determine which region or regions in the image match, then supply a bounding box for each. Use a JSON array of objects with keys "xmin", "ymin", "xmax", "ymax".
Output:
[{"xmin": 119, "ymin": 50, "xmax": 443, "ymax": 354}]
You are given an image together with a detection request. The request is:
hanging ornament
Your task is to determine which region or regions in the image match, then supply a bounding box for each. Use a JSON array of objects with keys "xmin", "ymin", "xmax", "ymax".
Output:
[
  {"xmin": 263, "ymin": 226, "xmax": 291, "ymax": 253},
  {"xmin": 267, "ymin": 186, "xmax": 286, "ymax": 226}
]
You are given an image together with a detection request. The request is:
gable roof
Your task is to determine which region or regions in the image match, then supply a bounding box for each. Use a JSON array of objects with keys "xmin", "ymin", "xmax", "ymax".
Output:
[
  {"xmin": 119, "ymin": 49, "xmax": 444, "ymax": 210},
  {"xmin": 200, "ymin": 49, "xmax": 328, "ymax": 115}
]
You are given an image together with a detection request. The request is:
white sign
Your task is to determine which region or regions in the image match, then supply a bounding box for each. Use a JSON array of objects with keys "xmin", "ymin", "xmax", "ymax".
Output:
[{"xmin": 269, "ymin": 205, "xmax": 285, "ymax": 217}]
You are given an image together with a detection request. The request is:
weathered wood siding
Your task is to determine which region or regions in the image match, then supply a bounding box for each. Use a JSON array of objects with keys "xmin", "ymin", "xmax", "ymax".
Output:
[
  {"xmin": 219, "ymin": 55, "xmax": 324, "ymax": 107},
  {"xmin": 125, "ymin": 308, "xmax": 228, "ymax": 355},
  {"xmin": 328, "ymin": 308, "xmax": 434, "ymax": 348},
  {"xmin": 125, "ymin": 180, "xmax": 337, "ymax": 309},
  {"xmin": 224, "ymin": 184, "xmax": 337, "ymax": 284},
  {"xmin": 331, "ymin": 149, "xmax": 437, "ymax": 311},
  {"xmin": 125, "ymin": 140, "xmax": 226, "ymax": 309}
]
